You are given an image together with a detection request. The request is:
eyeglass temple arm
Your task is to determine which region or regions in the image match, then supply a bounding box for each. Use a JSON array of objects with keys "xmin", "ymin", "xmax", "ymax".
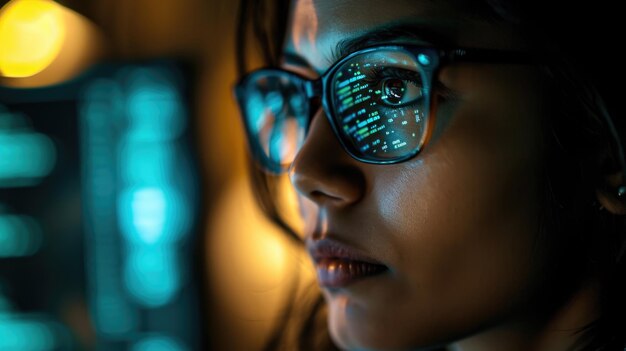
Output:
[
  {"xmin": 303, "ymin": 79, "xmax": 324, "ymax": 99},
  {"xmin": 443, "ymin": 48, "xmax": 539, "ymax": 65}
]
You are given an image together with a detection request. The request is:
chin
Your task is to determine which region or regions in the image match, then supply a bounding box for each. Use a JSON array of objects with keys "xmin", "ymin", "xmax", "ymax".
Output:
[
  {"xmin": 329, "ymin": 326, "xmax": 446, "ymax": 351},
  {"xmin": 325, "ymin": 296, "xmax": 448, "ymax": 351}
]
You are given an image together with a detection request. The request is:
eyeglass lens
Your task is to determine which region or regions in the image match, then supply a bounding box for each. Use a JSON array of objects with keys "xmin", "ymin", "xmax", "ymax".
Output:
[{"xmin": 240, "ymin": 47, "xmax": 437, "ymax": 172}]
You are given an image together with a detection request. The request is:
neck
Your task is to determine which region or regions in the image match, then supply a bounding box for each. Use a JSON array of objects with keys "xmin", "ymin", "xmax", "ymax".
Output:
[{"xmin": 449, "ymin": 279, "xmax": 602, "ymax": 351}]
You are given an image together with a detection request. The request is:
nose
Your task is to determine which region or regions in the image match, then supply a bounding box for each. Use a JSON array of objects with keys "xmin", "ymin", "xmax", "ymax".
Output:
[{"xmin": 289, "ymin": 107, "xmax": 366, "ymax": 208}]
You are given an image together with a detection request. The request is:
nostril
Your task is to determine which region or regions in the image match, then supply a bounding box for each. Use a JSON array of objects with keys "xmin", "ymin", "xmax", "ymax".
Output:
[
  {"xmin": 311, "ymin": 190, "xmax": 324, "ymax": 198},
  {"xmin": 308, "ymin": 189, "xmax": 352, "ymax": 207},
  {"xmin": 309, "ymin": 189, "xmax": 332, "ymax": 202},
  {"xmin": 309, "ymin": 190, "xmax": 344, "ymax": 202}
]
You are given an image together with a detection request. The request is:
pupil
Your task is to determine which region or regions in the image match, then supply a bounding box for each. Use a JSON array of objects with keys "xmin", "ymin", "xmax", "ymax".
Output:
[{"xmin": 384, "ymin": 79, "xmax": 405, "ymax": 104}]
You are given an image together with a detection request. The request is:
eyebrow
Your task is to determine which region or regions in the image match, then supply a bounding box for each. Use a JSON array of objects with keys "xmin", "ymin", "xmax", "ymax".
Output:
[
  {"xmin": 333, "ymin": 23, "xmax": 457, "ymax": 62},
  {"xmin": 283, "ymin": 22, "xmax": 458, "ymax": 71}
]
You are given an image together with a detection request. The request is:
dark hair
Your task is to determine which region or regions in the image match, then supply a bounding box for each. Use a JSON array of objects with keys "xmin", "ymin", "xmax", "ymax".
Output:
[{"xmin": 235, "ymin": 1, "xmax": 626, "ymax": 350}]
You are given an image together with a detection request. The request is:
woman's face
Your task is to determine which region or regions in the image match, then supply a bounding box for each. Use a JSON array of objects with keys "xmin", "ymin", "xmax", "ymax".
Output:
[{"xmin": 284, "ymin": 0, "xmax": 552, "ymax": 349}]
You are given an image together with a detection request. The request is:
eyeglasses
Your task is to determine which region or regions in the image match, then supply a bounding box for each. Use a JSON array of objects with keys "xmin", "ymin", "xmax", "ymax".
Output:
[{"xmin": 235, "ymin": 44, "xmax": 536, "ymax": 174}]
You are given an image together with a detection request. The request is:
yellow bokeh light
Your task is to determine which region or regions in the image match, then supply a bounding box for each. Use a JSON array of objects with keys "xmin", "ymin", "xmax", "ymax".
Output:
[{"xmin": 0, "ymin": 0, "xmax": 65, "ymax": 78}]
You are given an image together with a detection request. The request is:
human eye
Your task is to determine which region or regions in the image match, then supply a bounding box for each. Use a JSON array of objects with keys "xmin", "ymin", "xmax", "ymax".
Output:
[
  {"xmin": 362, "ymin": 66, "xmax": 456, "ymax": 109},
  {"xmin": 364, "ymin": 66, "xmax": 425, "ymax": 107}
]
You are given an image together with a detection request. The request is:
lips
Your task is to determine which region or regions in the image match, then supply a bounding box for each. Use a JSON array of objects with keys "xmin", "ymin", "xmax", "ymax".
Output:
[{"xmin": 307, "ymin": 239, "xmax": 388, "ymax": 288}]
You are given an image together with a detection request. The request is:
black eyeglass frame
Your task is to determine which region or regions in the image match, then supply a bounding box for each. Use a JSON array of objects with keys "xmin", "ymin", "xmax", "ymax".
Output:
[{"xmin": 235, "ymin": 44, "xmax": 539, "ymax": 174}]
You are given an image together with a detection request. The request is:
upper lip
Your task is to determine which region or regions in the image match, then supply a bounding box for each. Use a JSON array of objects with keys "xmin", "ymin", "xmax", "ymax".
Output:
[{"xmin": 306, "ymin": 237, "xmax": 386, "ymax": 266}]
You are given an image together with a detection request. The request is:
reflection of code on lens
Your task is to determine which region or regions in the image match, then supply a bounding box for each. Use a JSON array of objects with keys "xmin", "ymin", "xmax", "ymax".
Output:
[{"xmin": 332, "ymin": 49, "xmax": 429, "ymax": 161}]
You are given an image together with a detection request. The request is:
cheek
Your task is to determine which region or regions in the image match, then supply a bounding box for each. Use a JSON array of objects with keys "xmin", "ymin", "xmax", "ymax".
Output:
[{"xmin": 358, "ymin": 69, "xmax": 548, "ymax": 343}]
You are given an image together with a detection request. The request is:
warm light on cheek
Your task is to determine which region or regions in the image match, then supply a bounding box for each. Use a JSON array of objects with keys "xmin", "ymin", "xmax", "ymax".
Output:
[
  {"xmin": 291, "ymin": 0, "xmax": 318, "ymax": 53},
  {"xmin": 0, "ymin": 0, "xmax": 65, "ymax": 78}
]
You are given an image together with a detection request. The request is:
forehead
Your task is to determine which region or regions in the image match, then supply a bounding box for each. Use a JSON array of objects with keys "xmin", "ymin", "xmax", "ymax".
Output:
[{"xmin": 284, "ymin": 0, "xmax": 525, "ymax": 72}]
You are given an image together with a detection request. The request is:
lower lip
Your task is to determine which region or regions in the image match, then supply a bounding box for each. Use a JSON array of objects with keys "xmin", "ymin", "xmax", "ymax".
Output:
[{"xmin": 315, "ymin": 258, "xmax": 388, "ymax": 288}]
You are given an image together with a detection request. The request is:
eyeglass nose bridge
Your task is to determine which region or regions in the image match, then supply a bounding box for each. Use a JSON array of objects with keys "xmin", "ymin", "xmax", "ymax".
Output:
[{"xmin": 303, "ymin": 78, "xmax": 324, "ymax": 99}]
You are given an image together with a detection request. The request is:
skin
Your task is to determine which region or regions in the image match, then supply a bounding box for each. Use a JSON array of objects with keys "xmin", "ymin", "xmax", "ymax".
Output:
[{"xmin": 280, "ymin": 0, "xmax": 623, "ymax": 350}]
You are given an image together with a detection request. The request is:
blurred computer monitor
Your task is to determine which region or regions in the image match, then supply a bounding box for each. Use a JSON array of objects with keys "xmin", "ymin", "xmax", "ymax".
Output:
[{"xmin": 0, "ymin": 60, "xmax": 203, "ymax": 351}]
